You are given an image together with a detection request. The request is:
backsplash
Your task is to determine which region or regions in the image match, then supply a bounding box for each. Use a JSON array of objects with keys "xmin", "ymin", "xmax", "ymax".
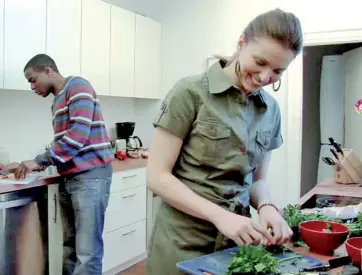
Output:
[{"xmin": 0, "ymin": 89, "xmax": 161, "ymax": 162}]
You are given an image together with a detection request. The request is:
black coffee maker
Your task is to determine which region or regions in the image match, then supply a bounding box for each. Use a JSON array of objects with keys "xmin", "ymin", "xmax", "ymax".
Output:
[{"xmin": 115, "ymin": 122, "xmax": 143, "ymax": 151}]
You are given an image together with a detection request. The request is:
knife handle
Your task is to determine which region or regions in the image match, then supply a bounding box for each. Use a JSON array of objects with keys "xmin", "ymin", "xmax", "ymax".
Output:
[{"xmin": 330, "ymin": 148, "xmax": 339, "ymax": 160}]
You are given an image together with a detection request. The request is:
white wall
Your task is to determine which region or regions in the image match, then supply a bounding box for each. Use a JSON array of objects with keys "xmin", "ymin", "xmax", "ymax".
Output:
[
  {"xmin": 103, "ymin": 0, "xmax": 163, "ymax": 21},
  {"xmin": 0, "ymin": 89, "xmax": 160, "ymax": 162},
  {"xmin": 160, "ymin": 0, "xmax": 362, "ymax": 207}
]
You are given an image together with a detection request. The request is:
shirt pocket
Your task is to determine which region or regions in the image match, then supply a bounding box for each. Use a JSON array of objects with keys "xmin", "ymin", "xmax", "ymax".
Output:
[
  {"xmin": 251, "ymin": 130, "xmax": 272, "ymax": 168},
  {"xmin": 190, "ymin": 121, "xmax": 232, "ymax": 164}
]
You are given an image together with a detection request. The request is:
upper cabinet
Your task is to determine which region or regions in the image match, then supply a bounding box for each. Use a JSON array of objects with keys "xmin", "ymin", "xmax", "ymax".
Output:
[
  {"xmin": 135, "ymin": 15, "xmax": 162, "ymax": 99},
  {"xmin": 81, "ymin": 0, "xmax": 111, "ymax": 96},
  {"xmin": 110, "ymin": 6, "xmax": 136, "ymax": 98},
  {"xmin": 4, "ymin": 0, "xmax": 46, "ymax": 91},
  {"xmin": 47, "ymin": 0, "xmax": 81, "ymax": 76},
  {"xmin": 0, "ymin": 1, "xmax": 162, "ymax": 99},
  {"xmin": 0, "ymin": 0, "xmax": 4, "ymax": 89}
]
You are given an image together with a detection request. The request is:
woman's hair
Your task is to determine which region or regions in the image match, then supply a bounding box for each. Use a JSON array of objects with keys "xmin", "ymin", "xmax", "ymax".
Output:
[
  {"xmin": 244, "ymin": 8, "xmax": 303, "ymax": 55},
  {"xmin": 215, "ymin": 9, "xmax": 303, "ymax": 62}
]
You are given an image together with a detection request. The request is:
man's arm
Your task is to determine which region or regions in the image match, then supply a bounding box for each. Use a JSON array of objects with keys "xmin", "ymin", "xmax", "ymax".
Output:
[{"xmin": 35, "ymin": 81, "xmax": 96, "ymax": 166}]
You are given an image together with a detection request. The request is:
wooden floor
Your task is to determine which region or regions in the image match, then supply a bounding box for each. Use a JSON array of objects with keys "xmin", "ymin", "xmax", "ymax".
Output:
[{"xmin": 119, "ymin": 260, "xmax": 146, "ymax": 275}]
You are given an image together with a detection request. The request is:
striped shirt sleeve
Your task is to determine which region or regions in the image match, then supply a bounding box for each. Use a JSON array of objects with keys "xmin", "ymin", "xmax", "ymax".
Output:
[{"xmin": 47, "ymin": 80, "xmax": 96, "ymax": 164}]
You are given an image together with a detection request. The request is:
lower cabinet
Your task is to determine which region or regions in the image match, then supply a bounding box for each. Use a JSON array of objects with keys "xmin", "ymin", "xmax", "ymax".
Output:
[{"xmin": 102, "ymin": 168, "xmax": 147, "ymax": 274}]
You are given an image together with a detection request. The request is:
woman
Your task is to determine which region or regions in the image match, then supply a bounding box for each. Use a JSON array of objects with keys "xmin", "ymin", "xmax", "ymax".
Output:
[{"xmin": 147, "ymin": 8, "xmax": 304, "ymax": 275}]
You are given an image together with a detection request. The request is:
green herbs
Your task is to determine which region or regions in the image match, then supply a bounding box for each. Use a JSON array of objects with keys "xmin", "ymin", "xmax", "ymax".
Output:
[
  {"xmin": 346, "ymin": 214, "xmax": 362, "ymax": 237},
  {"xmin": 283, "ymin": 204, "xmax": 341, "ymax": 229},
  {"xmin": 226, "ymin": 245, "xmax": 280, "ymax": 275},
  {"xmin": 323, "ymin": 223, "xmax": 332, "ymax": 233}
]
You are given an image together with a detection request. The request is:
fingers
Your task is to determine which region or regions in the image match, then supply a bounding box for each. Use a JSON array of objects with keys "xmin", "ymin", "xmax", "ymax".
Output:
[
  {"xmin": 233, "ymin": 236, "xmax": 245, "ymax": 246},
  {"xmin": 252, "ymin": 222, "xmax": 274, "ymax": 243},
  {"xmin": 14, "ymin": 164, "xmax": 28, "ymax": 180}
]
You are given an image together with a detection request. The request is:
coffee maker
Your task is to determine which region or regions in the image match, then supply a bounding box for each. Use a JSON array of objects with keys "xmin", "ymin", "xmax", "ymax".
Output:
[{"xmin": 114, "ymin": 122, "xmax": 143, "ymax": 152}]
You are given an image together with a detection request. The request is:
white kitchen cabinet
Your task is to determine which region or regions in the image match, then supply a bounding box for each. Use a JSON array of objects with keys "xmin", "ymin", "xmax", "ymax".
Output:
[
  {"xmin": 135, "ymin": 14, "xmax": 162, "ymax": 99},
  {"xmin": 46, "ymin": 0, "xmax": 81, "ymax": 76},
  {"xmin": 47, "ymin": 184, "xmax": 63, "ymax": 275},
  {"xmin": 110, "ymin": 6, "xmax": 135, "ymax": 97},
  {"xmin": 81, "ymin": 0, "xmax": 111, "ymax": 96},
  {"xmin": 0, "ymin": 0, "xmax": 4, "ymax": 89},
  {"xmin": 4, "ymin": 0, "xmax": 46, "ymax": 91},
  {"xmin": 102, "ymin": 168, "xmax": 147, "ymax": 274}
]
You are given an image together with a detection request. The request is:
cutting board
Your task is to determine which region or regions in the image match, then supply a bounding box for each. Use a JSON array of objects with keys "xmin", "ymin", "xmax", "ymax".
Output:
[
  {"xmin": 0, "ymin": 174, "xmax": 40, "ymax": 185},
  {"xmin": 177, "ymin": 247, "xmax": 324, "ymax": 275}
]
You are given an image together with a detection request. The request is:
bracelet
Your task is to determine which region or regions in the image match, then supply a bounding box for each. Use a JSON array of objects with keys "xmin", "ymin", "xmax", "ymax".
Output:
[{"xmin": 257, "ymin": 203, "xmax": 279, "ymax": 214}]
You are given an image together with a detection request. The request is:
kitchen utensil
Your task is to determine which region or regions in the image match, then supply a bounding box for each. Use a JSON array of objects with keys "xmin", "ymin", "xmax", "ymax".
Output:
[
  {"xmin": 345, "ymin": 237, "xmax": 362, "ymax": 266},
  {"xmin": 115, "ymin": 122, "xmax": 135, "ymax": 139},
  {"xmin": 0, "ymin": 168, "xmax": 16, "ymax": 176},
  {"xmin": 299, "ymin": 256, "xmax": 351, "ymax": 272},
  {"xmin": 322, "ymin": 157, "xmax": 335, "ymax": 165},
  {"xmin": 115, "ymin": 139, "xmax": 127, "ymax": 153},
  {"xmin": 329, "ymin": 137, "xmax": 344, "ymax": 156},
  {"xmin": 176, "ymin": 247, "xmax": 324, "ymax": 275},
  {"xmin": 126, "ymin": 136, "xmax": 143, "ymax": 151},
  {"xmin": 330, "ymin": 148, "xmax": 339, "ymax": 160},
  {"xmin": 299, "ymin": 220, "xmax": 350, "ymax": 255}
]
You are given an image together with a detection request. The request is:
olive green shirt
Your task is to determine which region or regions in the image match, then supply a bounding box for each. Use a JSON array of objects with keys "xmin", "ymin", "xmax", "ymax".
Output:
[{"xmin": 153, "ymin": 60, "xmax": 283, "ymax": 211}]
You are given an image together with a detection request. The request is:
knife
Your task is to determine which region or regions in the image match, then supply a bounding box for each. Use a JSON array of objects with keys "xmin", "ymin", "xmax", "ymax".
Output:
[
  {"xmin": 330, "ymin": 148, "xmax": 339, "ymax": 160},
  {"xmin": 0, "ymin": 168, "xmax": 16, "ymax": 176},
  {"xmin": 299, "ymin": 256, "xmax": 351, "ymax": 272},
  {"xmin": 328, "ymin": 137, "xmax": 344, "ymax": 156}
]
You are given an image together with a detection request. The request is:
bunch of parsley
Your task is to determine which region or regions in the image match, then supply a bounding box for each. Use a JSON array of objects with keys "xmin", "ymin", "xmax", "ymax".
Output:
[{"xmin": 226, "ymin": 245, "xmax": 280, "ymax": 275}]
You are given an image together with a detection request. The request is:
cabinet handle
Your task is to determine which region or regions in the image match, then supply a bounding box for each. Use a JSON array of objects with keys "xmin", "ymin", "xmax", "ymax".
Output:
[
  {"xmin": 122, "ymin": 175, "xmax": 136, "ymax": 179},
  {"xmin": 53, "ymin": 193, "xmax": 57, "ymax": 223},
  {"xmin": 122, "ymin": 229, "xmax": 136, "ymax": 236},
  {"xmin": 122, "ymin": 194, "xmax": 136, "ymax": 199}
]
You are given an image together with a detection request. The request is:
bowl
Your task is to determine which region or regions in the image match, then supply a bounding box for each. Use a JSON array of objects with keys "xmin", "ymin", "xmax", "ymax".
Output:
[
  {"xmin": 299, "ymin": 220, "xmax": 350, "ymax": 255},
  {"xmin": 345, "ymin": 237, "xmax": 362, "ymax": 266}
]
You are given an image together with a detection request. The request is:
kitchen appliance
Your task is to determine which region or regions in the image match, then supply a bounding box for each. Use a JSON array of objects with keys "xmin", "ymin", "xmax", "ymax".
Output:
[
  {"xmin": 317, "ymin": 55, "xmax": 345, "ymax": 183},
  {"xmin": 127, "ymin": 136, "xmax": 143, "ymax": 151},
  {"xmin": 114, "ymin": 139, "xmax": 127, "ymax": 153},
  {"xmin": 115, "ymin": 122, "xmax": 135, "ymax": 139}
]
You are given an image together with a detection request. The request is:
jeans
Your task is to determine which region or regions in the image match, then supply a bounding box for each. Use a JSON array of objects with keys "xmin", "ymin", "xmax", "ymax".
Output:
[{"xmin": 59, "ymin": 176, "xmax": 112, "ymax": 275}]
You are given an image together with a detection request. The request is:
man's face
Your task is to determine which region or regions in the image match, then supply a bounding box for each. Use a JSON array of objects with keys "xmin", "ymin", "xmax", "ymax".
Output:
[{"xmin": 24, "ymin": 68, "xmax": 53, "ymax": 97}]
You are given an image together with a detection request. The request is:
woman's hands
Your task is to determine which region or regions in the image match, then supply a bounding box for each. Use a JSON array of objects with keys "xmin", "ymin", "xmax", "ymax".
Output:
[
  {"xmin": 212, "ymin": 210, "xmax": 274, "ymax": 246},
  {"xmin": 258, "ymin": 205, "xmax": 293, "ymax": 245}
]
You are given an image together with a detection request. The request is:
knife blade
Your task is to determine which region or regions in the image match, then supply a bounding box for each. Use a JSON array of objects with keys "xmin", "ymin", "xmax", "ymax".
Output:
[
  {"xmin": 328, "ymin": 137, "xmax": 344, "ymax": 156},
  {"xmin": 299, "ymin": 256, "xmax": 351, "ymax": 272},
  {"xmin": 0, "ymin": 168, "xmax": 16, "ymax": 176}
]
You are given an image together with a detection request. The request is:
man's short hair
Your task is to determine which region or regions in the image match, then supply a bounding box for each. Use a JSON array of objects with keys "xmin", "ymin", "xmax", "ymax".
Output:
[{"xmin": 24, "ymin": 54, "xmax": 59, "ymax": 73}]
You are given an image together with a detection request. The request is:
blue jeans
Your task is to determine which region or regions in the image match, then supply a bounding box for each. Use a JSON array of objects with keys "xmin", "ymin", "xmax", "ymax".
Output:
[{"xmin": 59, "ymin": 176, "xmax": 112, "ymax": 275}]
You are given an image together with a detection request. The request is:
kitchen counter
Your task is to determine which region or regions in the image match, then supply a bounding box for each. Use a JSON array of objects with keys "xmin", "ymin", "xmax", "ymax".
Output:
[{"xmin": 0, "ymin": 158, "xmax": 148, "ymax": 194}]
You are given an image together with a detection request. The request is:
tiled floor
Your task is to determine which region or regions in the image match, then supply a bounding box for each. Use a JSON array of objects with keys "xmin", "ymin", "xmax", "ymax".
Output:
[{"xmin": 119, "ymin": 261, "xmax": 146, "ymax": 275}]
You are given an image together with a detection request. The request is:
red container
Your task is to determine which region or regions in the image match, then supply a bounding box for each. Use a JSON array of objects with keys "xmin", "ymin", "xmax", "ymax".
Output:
[
  {"xmin": 299, "ymin": 220, "xmax": 349, "ymax": 255},
  {"xmin": 345, "ymin": 237, "xmax": 362, "ymax": 266}
]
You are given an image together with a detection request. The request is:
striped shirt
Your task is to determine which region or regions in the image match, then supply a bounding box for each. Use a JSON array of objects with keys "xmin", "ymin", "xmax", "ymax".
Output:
[{"xmin": 35, "ymin": 76, "xmax": 114, "ymax": 175}]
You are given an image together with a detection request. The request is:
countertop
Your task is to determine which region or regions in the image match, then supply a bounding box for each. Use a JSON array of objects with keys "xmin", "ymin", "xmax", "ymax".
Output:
[{"xmin": 0, "ymin": 158, "xmax": 148, "ymax": 194}]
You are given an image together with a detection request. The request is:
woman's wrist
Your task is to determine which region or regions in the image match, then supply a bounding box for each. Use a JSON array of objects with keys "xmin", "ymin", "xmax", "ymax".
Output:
[{"xmin": 257, "ymin": 202, "xmax": 279, "ymax": 214}]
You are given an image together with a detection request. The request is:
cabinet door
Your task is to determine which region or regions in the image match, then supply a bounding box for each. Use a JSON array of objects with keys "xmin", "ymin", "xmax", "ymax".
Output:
[
  {"xmin": 0, "ymin": 0, "xmax": 4, "ymax": 89},
  {"xmin": 110, "ymin": 6, "xmax": 135, "ymax": 97},
  {"xmin": 135, "ymin": 15, "xmax": 162, "ymax": 99},
  {"xmin": 81, "ymin": 0, "xmax": 111, "ymax": 96},
  {"xmin": 47, "ymin": 184, "xmax": 63, "ymax": 275},
  {"xmin": 46, "ymin": 0, "xmax": 81, "ymax": 76},
  {"xmin": 4, "ymin": 0, "xmax": 46, "ymax": 91}
]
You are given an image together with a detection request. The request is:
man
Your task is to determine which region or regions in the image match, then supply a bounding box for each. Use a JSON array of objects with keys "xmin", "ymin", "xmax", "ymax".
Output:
[{"xmin": 15, "ymin": 54, "xmax": 114, "ymax": 275}]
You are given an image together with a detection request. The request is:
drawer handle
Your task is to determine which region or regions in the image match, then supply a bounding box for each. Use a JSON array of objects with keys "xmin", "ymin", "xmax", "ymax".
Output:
[
  {"xmin": 122, "ymin": 175, "xmax": 137, "ymax": 179},
  {"xmin": 122, "ymin": 194, "xmax": 136, "ymax": 199},
  {"xmin": 122, "ymin": 229, "xmax": 136, "ymax": 236}
]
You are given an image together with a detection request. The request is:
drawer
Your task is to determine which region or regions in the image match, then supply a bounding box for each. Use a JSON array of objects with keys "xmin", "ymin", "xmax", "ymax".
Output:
[
  {"xmin": 110, "ymin": 168, "xmax": 146, "ymax": 193},
  {"xmin": 104, "ymin": 185, "xmax": 147, "ymax": 233},
  {"xmin": 103, "ymin": 220, "xmax": 146, "ymax": 272}
]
